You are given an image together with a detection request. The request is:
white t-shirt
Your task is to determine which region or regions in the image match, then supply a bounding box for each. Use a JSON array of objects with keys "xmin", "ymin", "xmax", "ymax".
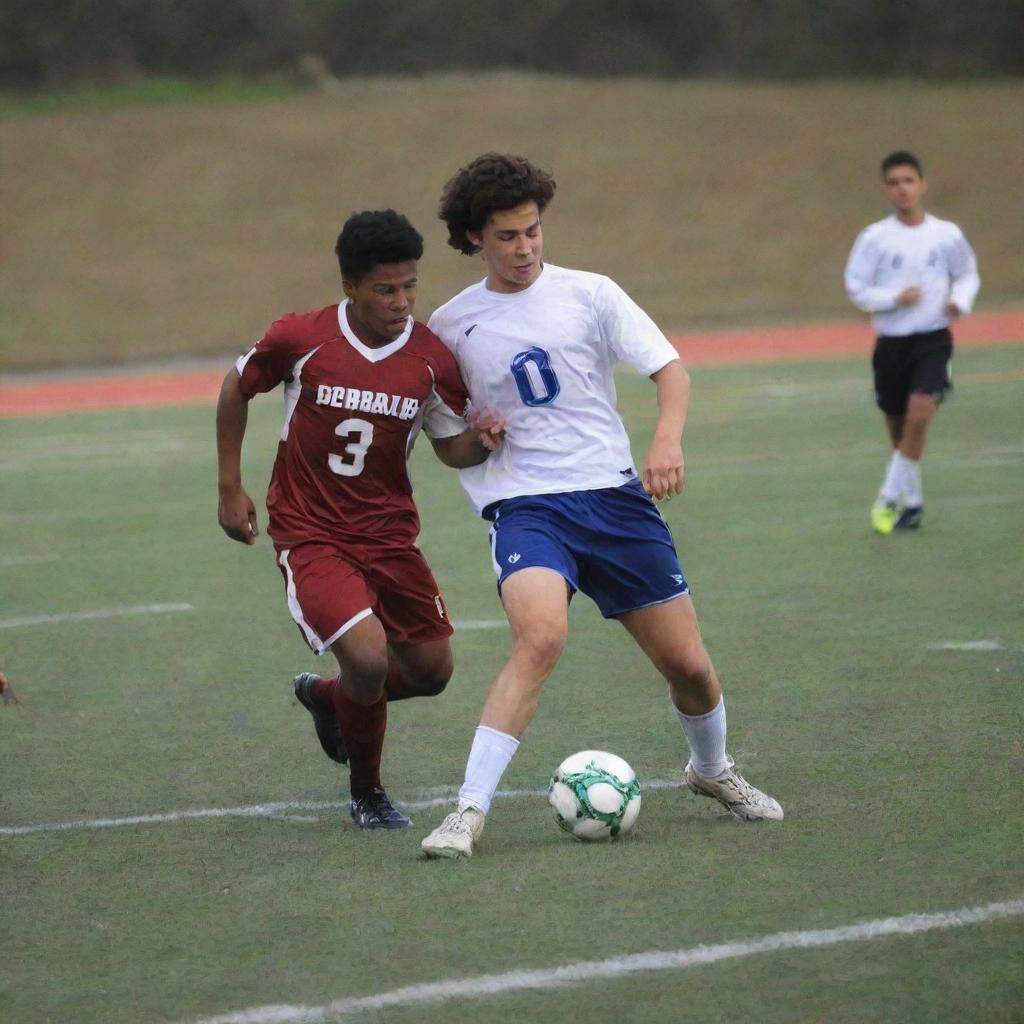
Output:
[
  {"xmin": 427, "ymin": 264, "xmax": 680, "ymax": 515},
  {"xmin": 844, "ymin": 213, "xmax": 980, "ymax": 337}
]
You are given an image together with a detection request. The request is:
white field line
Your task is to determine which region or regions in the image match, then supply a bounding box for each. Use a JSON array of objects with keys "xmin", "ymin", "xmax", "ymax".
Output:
[
  {"xmin": 0, "ymin": 602, "xmax": 194, "ymax": 629},
  {"xmin": 452, "ymin": 619, "xmax": 505, "ymax": 630},
  {"xmin": 0, "ymin": 780, "xmax": 685, "ymax": 837},
  {"xmin": 927, "ymin": 639, "xmax": 1004, "ymax": 651},
  {"xmin": 177, "ymin": 898, "xmax": 1024, "ymax": 1024},
  {"xmin": 0, "ymin": 553, "xmax": 60, "ymax": 567}
]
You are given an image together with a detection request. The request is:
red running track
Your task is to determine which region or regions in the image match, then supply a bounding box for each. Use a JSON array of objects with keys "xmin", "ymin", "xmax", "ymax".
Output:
[{"xmin": 2, "ymin": 310, "xmax": 1021, "ymax": 419}]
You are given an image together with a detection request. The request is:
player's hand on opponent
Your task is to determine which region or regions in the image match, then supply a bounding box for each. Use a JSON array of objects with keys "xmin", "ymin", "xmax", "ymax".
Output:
[
  {"xmin": 468, "ymin": 407, "xmax": 507, "ymax": 452},
  {"xmin": 642, "ymin": 437, "xmax": 685, "ymax": 502},
  {"xmin": 218, "ymin": 485, "xmax": 259, "ymax": 544},
  {"xmin": 897, "ymin": 286, "xmax": 922, "ymax": 307}
]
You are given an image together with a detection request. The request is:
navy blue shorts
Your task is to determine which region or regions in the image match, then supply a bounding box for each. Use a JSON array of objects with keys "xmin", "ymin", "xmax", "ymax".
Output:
[{"xmin": 485, "ymin": 479, "xmax": 689, "ymax": 619}]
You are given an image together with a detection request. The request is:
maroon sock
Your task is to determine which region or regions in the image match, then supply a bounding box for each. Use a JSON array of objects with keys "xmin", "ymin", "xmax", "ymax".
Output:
[
  {"xmin": 333, "ymin": 687, "xmax": 387, "ymax": 797},
  {"xmin": 310, "ymin": 675, "xmax": 338, "ymax": 706}
]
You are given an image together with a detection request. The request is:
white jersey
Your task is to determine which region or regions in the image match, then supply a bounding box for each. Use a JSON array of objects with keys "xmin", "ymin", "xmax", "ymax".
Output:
[
  {"xmin": 844, "ymin": 213, "xmax": 980, "ymax": 337},
  {"xmin": 427, "ymin": 264, "xmax": 679, "ymax": 515}
]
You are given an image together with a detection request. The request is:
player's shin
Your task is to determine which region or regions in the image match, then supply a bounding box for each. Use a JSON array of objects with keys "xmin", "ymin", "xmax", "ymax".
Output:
[
  {"xmin": 457, "ymin": 725, "xmax": 520, "ymax": 815},
  {"xmin": 333, "ymin": 688, "xmax": 388, "ymax": 796},
  {"xmin": 675, "ymin": 696, "xmax": 728, "ymax": 778}
]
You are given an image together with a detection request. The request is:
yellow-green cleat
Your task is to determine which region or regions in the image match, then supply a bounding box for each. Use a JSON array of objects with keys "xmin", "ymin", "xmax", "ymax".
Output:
[{"xmin": 871, "ymin": 502, "xmax": 899, "ymax": 535}]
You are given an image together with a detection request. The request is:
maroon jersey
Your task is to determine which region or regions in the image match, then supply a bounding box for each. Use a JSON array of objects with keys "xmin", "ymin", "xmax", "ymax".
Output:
[{"xmin": 237, "ymin": 302, "xmax": 469, "ymax": 548}]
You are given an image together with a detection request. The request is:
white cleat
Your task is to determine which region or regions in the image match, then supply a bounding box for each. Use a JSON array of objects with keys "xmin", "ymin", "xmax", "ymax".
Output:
[
  {"xmin": 685, "ymin": 758, "xmax": 783, "ymax": 822},
  {"xmin": 421, "ymin": 807, "xmax": 486, "ymax": 859}
]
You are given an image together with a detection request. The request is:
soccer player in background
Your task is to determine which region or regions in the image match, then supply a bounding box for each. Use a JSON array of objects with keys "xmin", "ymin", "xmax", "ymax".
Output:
[
  {"xmin": 845, "ymin": 151, "xmax": 980, "ymax": 535},
  {"xmin": 420, "ymin": 153, "xmax": 782, "ymax": 860},
  {"xmin": 216, "ymin": 210, "xmax": 502, "ymax": 829}
]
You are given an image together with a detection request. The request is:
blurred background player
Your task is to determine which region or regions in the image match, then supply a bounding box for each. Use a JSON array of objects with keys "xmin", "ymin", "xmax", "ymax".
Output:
[
  {"xmin": 420, "ymin": 153, "xmax": 782, "ymax": 860},
  {"xmin": 845, "ymin": 150, "xmax": 980, "ymax": 534},
  {"xmin": 216, "ymin": 209, "xmax": 501, "ymax": 829}
]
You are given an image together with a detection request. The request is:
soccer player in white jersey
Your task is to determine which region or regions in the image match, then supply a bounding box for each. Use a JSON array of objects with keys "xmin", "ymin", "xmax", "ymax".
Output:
[
  {"xmin": 420, "ymin": 153, "xmax": 782, "ymax": 859},
  {"xmin": 845, "ymin": 151, "xmax": 980, "ymax": 534}
]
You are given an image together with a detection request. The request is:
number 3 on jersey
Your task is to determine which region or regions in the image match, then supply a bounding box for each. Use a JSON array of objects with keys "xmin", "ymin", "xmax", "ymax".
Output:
[
  {"xmin": 329, "ymin": 417, "xmax": 373, "ymax": 476},
  {"xmin": 511, "ymin": 346, "xmax": 560, "ymax": 407}
]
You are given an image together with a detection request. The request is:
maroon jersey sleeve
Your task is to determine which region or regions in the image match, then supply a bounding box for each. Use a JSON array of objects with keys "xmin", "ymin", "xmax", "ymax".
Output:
[
  {"xmin": 236, "ymin": 313, "xmax": 324, "ymax": 398},
  {"xmin": 419, "ymin": 326, "xmax": 471, "ymax": 439}
]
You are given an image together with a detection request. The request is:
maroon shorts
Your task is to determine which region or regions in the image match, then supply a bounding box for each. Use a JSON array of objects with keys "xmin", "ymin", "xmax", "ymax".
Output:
[{"xmin": 274, "ymin": 541, "xmax": 453, "ymax": 655}]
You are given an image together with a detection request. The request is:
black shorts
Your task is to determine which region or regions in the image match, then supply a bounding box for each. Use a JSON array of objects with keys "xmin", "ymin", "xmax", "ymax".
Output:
[{"xmin": 872, "ymin": 328, "xmax": 953, "ymax": 416}]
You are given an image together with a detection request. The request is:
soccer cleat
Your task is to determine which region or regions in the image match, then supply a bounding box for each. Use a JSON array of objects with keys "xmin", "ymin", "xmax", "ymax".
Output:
[
  {"xmin": 685, "ymin": 759, "xmax": 784, "ymax": 822},
  {"xmin": 292, "ymin": 672, "xmax": 347, "ymax": 765},
  {"xmin": 871, "ymin": 502, "xmax": 899, "ymax": 535},
  {"xmin": 420, "ymin": 807, "xmax": 486, "ymax": 859},
  {"xmin": 894, "ymin": 505, "xmax": 923, "ymax": 531},
  {"xmin": 350, "ymin": 789, "xmax": 412, "ymax": 829}
]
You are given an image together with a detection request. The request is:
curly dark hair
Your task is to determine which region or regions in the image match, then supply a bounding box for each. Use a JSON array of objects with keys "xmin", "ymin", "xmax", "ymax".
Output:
[
  {"xmin": 439, "ymin": 153, "xmax": 557, "ymax": 255},
  {"xmin": 335, "ymin": 209, "xmax": 424, "ymax": 281}
]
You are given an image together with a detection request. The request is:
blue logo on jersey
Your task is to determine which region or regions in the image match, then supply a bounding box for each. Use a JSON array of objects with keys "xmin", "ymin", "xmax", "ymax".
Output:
[{"xmin": 511, "ymin": 347, "xmax": 560, "ymax": 407}]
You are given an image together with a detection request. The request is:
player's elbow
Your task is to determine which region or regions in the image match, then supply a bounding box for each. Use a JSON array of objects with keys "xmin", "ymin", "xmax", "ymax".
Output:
[{"xmin": 433, "ymin": 433, "xmax": 489, "ymax": 469}]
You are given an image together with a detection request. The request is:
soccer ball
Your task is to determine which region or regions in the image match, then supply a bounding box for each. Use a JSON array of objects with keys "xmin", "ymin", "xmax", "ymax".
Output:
[{"xmin": 548, "ymin": 750, "xmax": 641, "ymax": 841}]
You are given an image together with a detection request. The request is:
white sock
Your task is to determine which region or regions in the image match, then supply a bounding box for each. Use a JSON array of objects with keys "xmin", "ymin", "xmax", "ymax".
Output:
[
  {"xmin": 877, "ymin": 451, "xmax": 903, "ymax": 505},
  {"xmin": 675, "ymin": 697, "xmax": 728, "ymax": 778},
  {"xmin": 899, "ymin": 452, "xmax": 922, "ymax": 507},
  {"xmin": 457, "ymin": 725, "xmax": 520, "ymax": 815}
]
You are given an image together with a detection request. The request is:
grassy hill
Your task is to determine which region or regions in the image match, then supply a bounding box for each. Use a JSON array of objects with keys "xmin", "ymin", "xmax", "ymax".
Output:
[{"xmin": 2, "ymin": 74, "xmax": 1022, "ymax": 371}]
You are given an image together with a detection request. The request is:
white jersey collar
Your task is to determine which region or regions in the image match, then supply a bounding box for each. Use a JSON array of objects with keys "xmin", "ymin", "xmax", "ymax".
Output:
[
  {"xmin": 481, "ymin": 262, "xmax": 549, "ymax": 298},
  {"xmin": 337, "ymin": 299, "xmax": 413, "ymax": 362}
]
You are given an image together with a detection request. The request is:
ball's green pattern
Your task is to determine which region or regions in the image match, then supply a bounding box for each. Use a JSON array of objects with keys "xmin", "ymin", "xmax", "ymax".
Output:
[{"xmin": 559, "ymin": 761, "xmax": 641, "ymax": 836}]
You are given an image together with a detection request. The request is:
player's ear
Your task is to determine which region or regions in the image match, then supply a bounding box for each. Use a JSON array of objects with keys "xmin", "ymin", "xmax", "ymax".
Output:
[
  {"xmin": 341, "ymin": 277, "xmax": 356, "ymax": 301},
  {"xmin": 466, "ymin": 228, "xmax": 483, "ymax": 250}
]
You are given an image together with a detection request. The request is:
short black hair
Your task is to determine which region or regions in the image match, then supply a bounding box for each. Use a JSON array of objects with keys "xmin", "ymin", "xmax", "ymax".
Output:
[
  {"xmin": 439, "ymin": 153, "xmax": 557, "ymax": 256},
  {"xmin": 881, "ymin": 150, "xmax": 924, "ymax": 178},
  {"xmin": 335, "ymin": 209, "xmax": 423, "ymax": 281}
]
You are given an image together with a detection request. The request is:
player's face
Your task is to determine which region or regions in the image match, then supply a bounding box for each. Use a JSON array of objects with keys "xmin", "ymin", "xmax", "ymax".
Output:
[
  {"xmin": 343, "ymin": 261, "xmax": 418, "ymax": 346},
  {"xmin": 883, "ymin": 165, "xmax": 927, "ymax": 218},
  {"xmin": 469, "ymin": 202, "xmax": 544, "ymax": 293}
]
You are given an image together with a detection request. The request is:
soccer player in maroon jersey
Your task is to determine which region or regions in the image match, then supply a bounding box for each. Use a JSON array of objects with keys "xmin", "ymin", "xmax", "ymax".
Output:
[{"xmin": 216, "ymin": 209, "xmax": 502, "ymax": 829}]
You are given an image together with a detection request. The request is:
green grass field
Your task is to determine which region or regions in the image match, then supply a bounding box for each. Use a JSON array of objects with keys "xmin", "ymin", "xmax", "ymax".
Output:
[{"xmin": 2, "ymin": 345, "xmax": 1022, "ymax": 1023}]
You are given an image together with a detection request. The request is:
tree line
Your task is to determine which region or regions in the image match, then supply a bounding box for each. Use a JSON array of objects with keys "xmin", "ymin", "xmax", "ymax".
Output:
[{"xmin": 3, "ymin": 0, "xmax": 1022, "ymax": 88}]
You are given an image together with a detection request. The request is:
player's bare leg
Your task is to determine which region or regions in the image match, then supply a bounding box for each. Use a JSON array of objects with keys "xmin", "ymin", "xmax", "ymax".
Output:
[
  {"xmin": 387, "ymin": 638, "xmax": 454, "ymax": 700},
  {"xmin": 898, "ymin": 392, "xmax": 938, "ymax": 460},
  {"xmin": 885, "ymin": 413, "xmax": 905, "ymax": 448},
  {"xmin": 480, "ymin": 567, "xmax": 569, "ymax": 736},
  {"xmin": 619, "ymin": 595, "xmax": 782, "ymax": 822},
  {"xmin": 422, "ymin": 568, "xmax": 570, "ymax": 858},
  {"xmin": 289, "ymin": 616, "xmax": 412, "ymax": 829},
  {"xmin": 892, "ymin": 392, "xmax": 937, "ymax": 529}
]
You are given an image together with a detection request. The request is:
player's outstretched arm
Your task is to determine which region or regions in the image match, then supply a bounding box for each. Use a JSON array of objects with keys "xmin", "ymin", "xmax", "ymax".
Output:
[
  {"xmin": 216, "ymin": 369, "xmax": 259, "ymax": 544},
  {"xmin": 430, "ymin": 418, "xmax": 503, "ymax": 469},
  {"xmin": 642, "ymin": 360, "xmax": 689, "ymax": 502}
]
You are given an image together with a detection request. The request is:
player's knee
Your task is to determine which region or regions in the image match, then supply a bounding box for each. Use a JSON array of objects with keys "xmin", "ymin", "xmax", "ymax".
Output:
[
  {"xmin": 417, "ymin": 670, "xmax": 451, "ymax": 697},
  {"xmin": 668, "ymin": 650, "xmax": 714, "ymax": 693},
  {"xmin": 341, "ymin": 652, "xmax": 389, "ymax": 703},
  {"xmin": 516, "ymin": 626, "xmax": 567, "ymax": 674}
]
